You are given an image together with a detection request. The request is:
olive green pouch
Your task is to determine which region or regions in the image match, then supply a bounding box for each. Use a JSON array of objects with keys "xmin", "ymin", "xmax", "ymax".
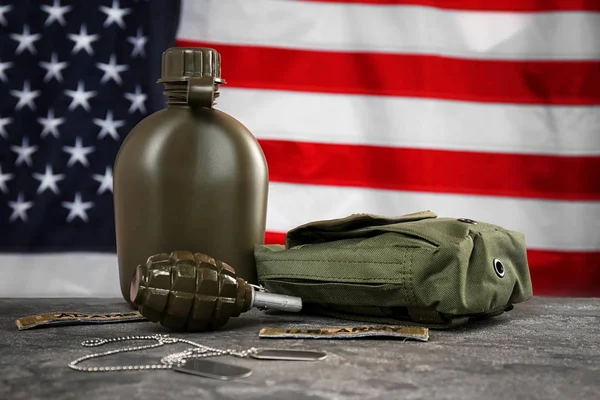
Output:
[{"xmin": 254, "ymin": 210, "xmax": 532, "ymax": 328}]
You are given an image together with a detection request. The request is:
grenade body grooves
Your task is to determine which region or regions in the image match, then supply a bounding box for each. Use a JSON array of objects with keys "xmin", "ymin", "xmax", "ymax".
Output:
[{"xmin": 131, "ymin": 250, "xmax": 254, "ymax": 331}]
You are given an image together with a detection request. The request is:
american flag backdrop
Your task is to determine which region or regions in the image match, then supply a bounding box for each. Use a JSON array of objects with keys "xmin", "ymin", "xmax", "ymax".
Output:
[{"xmin": 1, "ymin": 0, "xmax": 599, "ymax": 297}]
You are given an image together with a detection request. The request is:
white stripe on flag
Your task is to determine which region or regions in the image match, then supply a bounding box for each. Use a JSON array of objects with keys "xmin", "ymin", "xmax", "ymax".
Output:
[
  {"xmin": 217, "ymin": 88, "xmax": 600, "ymax": 156},
  {"xmin": 265, "ymin": 182, "xmax": 600, "ymax": 251},
  {"xmin": 0, "ymin": 254, "xmax": 120, "ymax": 297},
  {"xmin": 178, "ymin": 0, "xmax": 600, "ymax": 60}
]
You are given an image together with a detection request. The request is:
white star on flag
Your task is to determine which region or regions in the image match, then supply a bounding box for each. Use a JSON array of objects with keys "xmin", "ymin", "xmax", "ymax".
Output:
[
  {"xmin": 39, "ymin": 53, "xmax": 69, "ymax": 83},
  {"xmin": 33, "ymin": 164, "xmax": 66, "ymax": 195},
  {"xmin": 62, "ymin": 137, "xmax": 95, "ymax": 167},
  {"xmin": 10, "ymin": 80, "xmax": 41, "ymax": 111},
  {"xmin": 0, "ymin": 4, "xmax": 12, "ymax": 26},
  {"xmin": 93, "ymin": 110, "xmax": 125, "ymax": 140},
  {"xmin": 67, "ymin": 24, "xmax": 100, "ymax": 55},
  {"xmin": 96, "ymin": 54, "xmax": 129, "ymax": 85},
  {"xmin": 0, "ymin": 115, "xmax": 12, "ymax": 139},
  {"xmin": 62, "ymin": 193, "xmax": 94, "ymax": 223},
  {"xmin": 10, "ymin": 25, "xmax": 42, "ymax": 55},
  {"xmin": 37, "ymin": 109, "xmax": 66, "ymax": 139},
  {"xmin": 10, "ymin": 137, "xmax": 38, "ymax": 167},
  {"xmin": 124, "ymin": 85, "xmax": 147, "ymax": 114},
  {"xmin": 64, "ymin": 81, "xmax": 97, "ymax": 112},
  {"xmin": 41, "ymin": 0, "xmax": 72, "ymax": 27},
  {"xmin": 127, "ymin": 27, "xmax": 147, "ymax": 58},
  {"xmin": 0, "ymin": 165, "xmax": 14, "ymax": 193},
  {"xmin": 92, "ymin": 167, "xmax": 113, "ymax": 194},
  {"xmin": 100, "ymin": 0, "xmax": 131, "ymax": 29},
  {"xmin": 8, "ymin": 193, "xmax": 34, "ymax": 223},
  {"xmin": 0, "ymin": 59, "xmax": 13, "ymax": 82}
]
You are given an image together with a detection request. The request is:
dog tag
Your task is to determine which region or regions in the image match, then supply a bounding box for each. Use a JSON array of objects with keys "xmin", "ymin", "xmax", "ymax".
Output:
[
  {"xmin": 173, "ymin": 359, "xmax": 253, "ymax": 380},
  {"xmin": 250, "ymin": 349, "xmax": 327, "ymax": 361}
]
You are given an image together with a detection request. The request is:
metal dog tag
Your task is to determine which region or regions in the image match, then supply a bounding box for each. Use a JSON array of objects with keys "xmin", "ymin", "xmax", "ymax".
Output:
[
  {"xmin": 173, "ymin": 359, "xmax": 253, "ymax": 380},
  {"xmin": 250, "ymin": 349, "xmax": 328, "ymax": 361}
]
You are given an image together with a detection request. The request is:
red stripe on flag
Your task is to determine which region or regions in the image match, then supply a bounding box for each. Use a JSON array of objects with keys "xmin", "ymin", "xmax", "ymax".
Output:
[
  {"xmin": 527, "ymin": 250, "xmax": 600, "ymax": 297},
  {"xmin": 300, "ymin": 0, "xmax": 600, "ymax": 12},
  {"xmin": 177, "ymin": 40, "xmax": 600, "ymax": 106},
  {"xmin": 258, "ymin": 139, "xmax": 600, "ymax": 201},
  {"xmin": 265, "ymin": 231, "xmax": 287, "ymax": 246},
  {"xmin": 264, "ymin": 231, "xmax": 600, "ymax": 297}
]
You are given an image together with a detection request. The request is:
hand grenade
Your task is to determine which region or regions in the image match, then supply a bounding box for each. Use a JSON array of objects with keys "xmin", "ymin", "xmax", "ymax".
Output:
[{"xmin": 130, "ymin": 251, "xmax": 302, "ymax": 331}]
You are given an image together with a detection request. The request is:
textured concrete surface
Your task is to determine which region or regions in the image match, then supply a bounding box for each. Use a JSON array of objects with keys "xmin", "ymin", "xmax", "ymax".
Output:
[{"xmin": 0, "ymin": 297, "xmax": 599, "ymax": 400}]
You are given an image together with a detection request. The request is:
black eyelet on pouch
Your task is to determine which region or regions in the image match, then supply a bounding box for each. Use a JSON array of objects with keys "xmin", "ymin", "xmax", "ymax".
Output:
[
  {"xmin": 458, "ymin": 218, "xmax": 477, "ymax": 224},
  {"xmin": 493, "ymin": 258, "xmax": 505, "ymax": 278}
]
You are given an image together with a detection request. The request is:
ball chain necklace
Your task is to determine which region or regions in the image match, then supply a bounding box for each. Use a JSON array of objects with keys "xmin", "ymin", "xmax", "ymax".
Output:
[{"xmin": 68, "ymin": 333, "xmax": 327, "ymax": 379}]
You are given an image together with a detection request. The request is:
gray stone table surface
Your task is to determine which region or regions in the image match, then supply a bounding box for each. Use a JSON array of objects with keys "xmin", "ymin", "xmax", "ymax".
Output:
[{"xmin": 0, "ymin": 297, "xmax": 599, "ymax": 400}]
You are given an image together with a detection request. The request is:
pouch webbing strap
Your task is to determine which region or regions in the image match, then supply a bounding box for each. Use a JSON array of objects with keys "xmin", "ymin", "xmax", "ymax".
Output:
[
  {"xmin": 302, "ymin": 306, "xmax": 470, "ymax": 330},
  {"xmin": 407, "ymin": 307, "xmax": 450, "ymax": 324}
]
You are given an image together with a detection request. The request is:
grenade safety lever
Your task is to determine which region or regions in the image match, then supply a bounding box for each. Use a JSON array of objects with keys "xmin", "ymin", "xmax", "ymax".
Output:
[{"xmin": 130, "ymin": 251, "xmax": 302, "ymax": 331}]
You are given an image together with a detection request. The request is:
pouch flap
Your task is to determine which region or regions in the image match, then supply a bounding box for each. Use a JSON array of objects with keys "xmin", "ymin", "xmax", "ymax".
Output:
[{"xmin": 286, "ymin": 210, "xmax": 437, "ymax": 248}]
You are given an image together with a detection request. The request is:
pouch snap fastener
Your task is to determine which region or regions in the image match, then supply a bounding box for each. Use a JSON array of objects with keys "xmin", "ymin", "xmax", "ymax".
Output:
[{"xmin": 493, "ymin": 258, "xmax": 505, "ymax": 278}]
